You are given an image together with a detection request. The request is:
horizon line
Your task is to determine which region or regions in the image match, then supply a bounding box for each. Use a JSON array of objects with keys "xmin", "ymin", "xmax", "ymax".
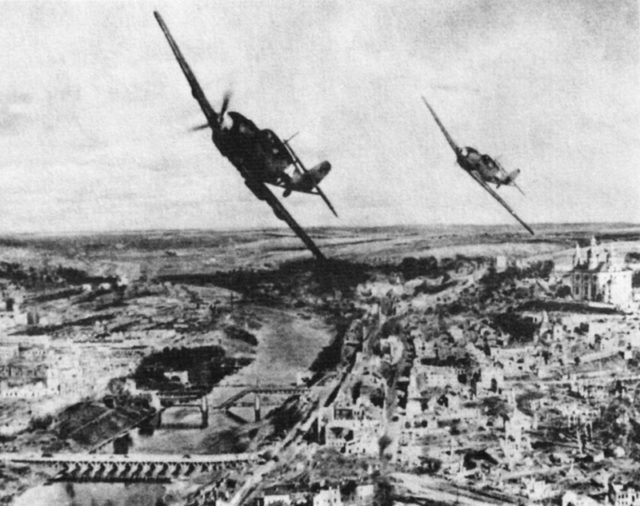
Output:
[{"xmin": 0, "ymin": 220, "xmax": 639, "ymax": 238}]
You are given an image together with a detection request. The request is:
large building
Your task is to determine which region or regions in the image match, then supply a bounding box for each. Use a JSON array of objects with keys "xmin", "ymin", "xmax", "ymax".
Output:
[{"xmin": 571, "ymin": 237, "xmax": 632, "ymax": 307}]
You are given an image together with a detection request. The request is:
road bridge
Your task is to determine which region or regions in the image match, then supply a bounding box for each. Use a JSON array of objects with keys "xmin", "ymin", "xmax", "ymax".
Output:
[
  {"xmin": 216, "ymin": 386, "xmax": 308, "ymax": 410},
  {"xmin": 1, "ymin": 452, "xmax": 257, "ymax": 482},
  {"xmin": 159, "ymin": 390, "xmax": 206, "ymax": 406},
  {"xmin": 214, "ymin": 385, "xmax": 308, "ymax": 423}
]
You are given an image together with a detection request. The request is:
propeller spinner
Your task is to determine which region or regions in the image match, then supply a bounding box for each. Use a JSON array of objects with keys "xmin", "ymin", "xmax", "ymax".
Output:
[{"xmin": 190, "ymin": 90, "xmax": 232, "ymax": 131}]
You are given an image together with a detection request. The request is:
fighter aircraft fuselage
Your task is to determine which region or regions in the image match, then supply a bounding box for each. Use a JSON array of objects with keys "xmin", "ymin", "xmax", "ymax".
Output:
[
  {"xmin": 456, "ymin": 147, "xmax": 508, "ymax": 186},
  {"xmin": 212, "ymin": 111, "xmax": 293, "ymax": 187},
  {"xmin": 153, "ymin": 10, "xmax": 337, "ymax": 259},
  {"xmin": 210, "ymin": 111, "xmax": 333, "ymax": 202},
  {"xmin": 422, "ymin": 96, "xmax": 532, "ymax": 234}
]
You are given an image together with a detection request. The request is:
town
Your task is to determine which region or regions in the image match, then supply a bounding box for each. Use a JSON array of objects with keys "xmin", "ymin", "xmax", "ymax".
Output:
[
  {"xmin": 0, "ymin": 0, "xmax": 637, "ymax": 503},
  {"xmin": 0, "ymin": 226, "xmax": 639, "ymax": 506}
]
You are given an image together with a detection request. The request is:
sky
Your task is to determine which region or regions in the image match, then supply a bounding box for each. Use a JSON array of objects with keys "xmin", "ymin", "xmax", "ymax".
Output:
[{"xmin": 0, "ymin": 0, "xmax": 638, "ymax": 233}]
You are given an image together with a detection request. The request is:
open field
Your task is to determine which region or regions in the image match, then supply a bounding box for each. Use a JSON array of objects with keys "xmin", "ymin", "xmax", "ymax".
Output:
[{"xmin": 1, "ymin": 223, "xmax": 640, "ymax": 276}]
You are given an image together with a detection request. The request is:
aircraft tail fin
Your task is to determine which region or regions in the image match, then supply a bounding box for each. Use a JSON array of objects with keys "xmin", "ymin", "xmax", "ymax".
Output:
[
  {"xmin": 291, "ymin": 161, "xmax": 331, "ymax": 190},
  {"xmin": 507, "ymin": 168, "xmax": 521, "ymax": 183},
  {"xmin": 506, "ymin": 169, "xmax": 525, "ymax": 195},
  {"xmin": 287, "ymin": 160, "xmax": 337, "ymax": 215},
  {"xmin": 307, "ymin": 161, "xmax": 332, "ymax": 185}
]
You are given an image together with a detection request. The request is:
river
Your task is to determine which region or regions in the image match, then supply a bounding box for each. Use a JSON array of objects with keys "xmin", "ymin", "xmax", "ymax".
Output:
[
  {"xmin": 13, "ymin": 305, "xmax": 333, "ymax": 505},
  {"xmin": 14, "ymin": 482, "xmax": 169, "ymax": 506}
]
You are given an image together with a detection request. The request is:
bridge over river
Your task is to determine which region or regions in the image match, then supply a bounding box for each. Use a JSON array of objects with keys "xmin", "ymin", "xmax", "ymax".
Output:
[
  {"xmin": 216, "ymin": 385, "xmax": 308, "ymax": 410},
  {"xmin": 0, "ymin": 452, "xmax": 258, "ymax": 482}
]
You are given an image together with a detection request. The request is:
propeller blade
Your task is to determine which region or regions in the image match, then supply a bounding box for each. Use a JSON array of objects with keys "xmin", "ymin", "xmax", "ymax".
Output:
[
  {"xmin": 219, "ymin": 91, "xmax": 232, "ymax": 123},
  {"xmin": 192, "ymin": 91, "xmax": 231, "ymax": 131}
]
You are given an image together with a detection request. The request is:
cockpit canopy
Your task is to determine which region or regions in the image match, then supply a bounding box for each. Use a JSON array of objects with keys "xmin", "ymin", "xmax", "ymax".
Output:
[
  {"xmin": 226, "ymin": 111, "xmax": 259, "ymax": 137},
  {"xmin": 480, "ymin": 153, "xmax": 501, "ymax": 171},
  {"xmin": 261, "ymin": 129, "xmax": 295, "ymax": 166},
  {"xmin": 220, "ymin": 112, "xmax": 294, "ymax": 170}
]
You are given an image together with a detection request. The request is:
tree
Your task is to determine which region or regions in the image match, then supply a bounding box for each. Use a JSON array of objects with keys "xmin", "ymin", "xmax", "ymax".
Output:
[{"xmin": 378, "ymin": 434, "xmax": 392, "ymax": 457}]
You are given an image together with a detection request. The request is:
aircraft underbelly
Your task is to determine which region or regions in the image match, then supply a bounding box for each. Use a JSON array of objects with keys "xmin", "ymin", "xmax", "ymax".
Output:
[
  {"xmin": 220, "ymin": 143, "xmax": 281, "ymax": 184},
  {"xmin": 476, "ymin": 165, "xmax": 497, "ymax": 183},
  {"xmin": 461, "ymin": 159, "xmax": 487, "ymax": 179}
]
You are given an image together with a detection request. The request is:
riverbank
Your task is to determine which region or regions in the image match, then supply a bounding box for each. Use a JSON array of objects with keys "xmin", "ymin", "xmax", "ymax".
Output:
[
  {"xmin": 9, "ymin": 302, "xmax": 334, "ymax": 505},
  {"xmin": 128, "ymin": 304, "xmax": 333, "ymax": 455}
]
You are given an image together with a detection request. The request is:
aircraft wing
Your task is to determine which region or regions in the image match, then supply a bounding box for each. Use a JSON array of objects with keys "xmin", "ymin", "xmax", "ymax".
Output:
[
  {"xmin": 155, "ymin": 12, "xmax": 326, "ymax": 260},
  {"xmin": 467, "ymin": 171, "xmax": 535, "ymax": 235},
  {"xmin": 154, "ymin": 12, "xmax": 218, "ymax": 127},
  {"xmin": 422, "ymin": 96, "xmax": 461, "ymax": 155},
  {"xmin": 246, "ymin": 181, "xmax": 327, "ymax": 261}
]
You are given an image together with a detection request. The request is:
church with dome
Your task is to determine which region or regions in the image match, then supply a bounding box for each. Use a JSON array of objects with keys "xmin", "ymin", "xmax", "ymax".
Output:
[{"xmin": 570, "ymin": 237, "xmax": 632, "ymax": 307}]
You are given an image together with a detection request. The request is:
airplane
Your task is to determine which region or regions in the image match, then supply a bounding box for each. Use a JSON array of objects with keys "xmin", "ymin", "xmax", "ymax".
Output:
[
  {"xmin": 153, "ymin": 12, "xmax": 337, "ymax": 261},
  {"xmin": 422, "ymin": 97, "xmax": 534, "ymax": 236}
]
